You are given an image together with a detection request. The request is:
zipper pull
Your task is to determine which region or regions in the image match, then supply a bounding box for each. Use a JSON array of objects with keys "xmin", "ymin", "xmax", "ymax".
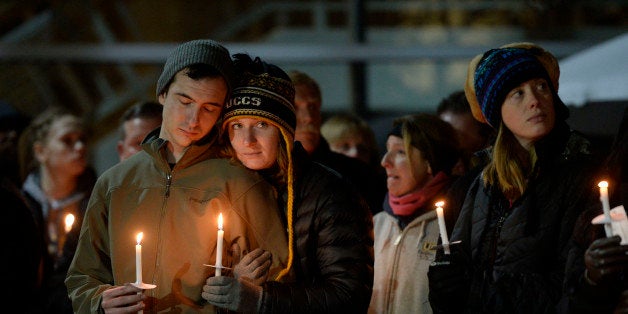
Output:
[
  {"xmin": 394, "ymin": 234, "xmax": 402, "ymax": 246},
  {"xmin": 165, "ymin": 173, "xmax": 172, "ymax": 198}
]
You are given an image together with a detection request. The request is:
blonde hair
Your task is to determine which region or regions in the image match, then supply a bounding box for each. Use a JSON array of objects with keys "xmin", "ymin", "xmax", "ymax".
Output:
[
  {"xmin": 18, "ymin": 107, "xmax": 84, "ymax": 181},
  {"xmin": 483, "ymin": 122, "xmax": 537, "ymax": 200},
  {"xmin": 391, "ymin": 114, "xmax": 460, "ymax": 177},
  {"xmin": 401, "ymin": 127, "xmax": 423, "ymax": 180}
]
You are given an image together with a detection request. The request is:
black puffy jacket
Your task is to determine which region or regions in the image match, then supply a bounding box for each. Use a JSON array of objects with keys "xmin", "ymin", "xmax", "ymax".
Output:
[
  {"xmin": 430, "ymin": 122, "xmax": 600, "ymax": 313},
  {"xmin": 259, "ymin": 143, "xmax": 375, "ymax": 314}
]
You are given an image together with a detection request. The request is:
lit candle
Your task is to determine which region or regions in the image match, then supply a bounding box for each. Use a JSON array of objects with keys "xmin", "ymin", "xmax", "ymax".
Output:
[
  {"xmin": 598, "ymin": 181, "xmax": 613, "ymax": 237},
  {"xmin": 64, "ymin": 213, "xmax": 75, "ymax": 233},
  {"xmin": 216, "ymin": 213, "xmax": 224, "ymax": 276},
  {"xmin": 435, "ymin": 201, "xmax": 450, "ymax": 254},
  {"xmin": 136, "ymin": 232, "xmax": 143, "ymax": 284}
]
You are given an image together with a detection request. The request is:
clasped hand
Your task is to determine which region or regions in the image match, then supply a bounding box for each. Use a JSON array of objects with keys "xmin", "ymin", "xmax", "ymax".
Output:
[
  {"xmin": 100, "ymin": 283, "xmax": 145, "ymax": 313},
  {"xmin": 202, "ymin": 248, "xmax": 271, "ymax": 312}
]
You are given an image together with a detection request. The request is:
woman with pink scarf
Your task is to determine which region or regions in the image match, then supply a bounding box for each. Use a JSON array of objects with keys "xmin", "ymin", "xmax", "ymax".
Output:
[{"xmin": 368, "ymin": 113, "xmax": 460, "ymax": 314}]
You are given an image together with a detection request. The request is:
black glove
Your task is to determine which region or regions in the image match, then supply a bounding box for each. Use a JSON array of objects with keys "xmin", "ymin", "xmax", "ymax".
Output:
[
  {"xmin": 428, "ymin": 244, "xmax": 470, "ymax": 313},
  {"xmin": 584, "ymin": 235, "xmax": 628, "ymax": 286},
  {"xmin": 202, "ymin": 276, "xmax": 262, "ymax": 313}
]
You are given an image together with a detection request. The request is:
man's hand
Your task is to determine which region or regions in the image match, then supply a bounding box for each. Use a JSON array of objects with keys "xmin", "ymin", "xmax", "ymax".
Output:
[
  {"xmin": 100, "ymin": 283, "xmax": 145, "ymax": 313},
  {"xmin": 233, "ymin": 248, "xmax": 271, "ymax": 285},
  {"xmin": 202, "ymin": 276, "xmax": 262, "ymax": 313},
  {"xmin": 584, "ymin": 236, "xmax": 628, "ymax": 285}
]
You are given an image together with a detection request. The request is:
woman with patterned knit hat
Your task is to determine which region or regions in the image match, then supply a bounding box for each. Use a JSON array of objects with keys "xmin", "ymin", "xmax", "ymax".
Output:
[
  {"xmin": 427, "ymin": 43, "xmax": 600, "ymax": 313},
  {"xmin": 201, "ymin": 53, "xmax": 374, "ymax": 313}
]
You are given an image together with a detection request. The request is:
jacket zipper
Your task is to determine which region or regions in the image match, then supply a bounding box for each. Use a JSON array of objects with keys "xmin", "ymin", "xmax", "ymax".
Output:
[
  {"xmin": 487, "ymin": 212, "xmax": 507, "ymax": 276},
  {"xmin": 165, "ymin": 173, "xmax": 172, "ymax": 198}
]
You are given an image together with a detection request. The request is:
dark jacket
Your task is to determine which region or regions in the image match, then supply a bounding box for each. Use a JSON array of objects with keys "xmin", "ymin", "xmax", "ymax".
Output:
[
  {"xmin": 22, "ymin": 168, "xmax": 95, "ymax": 314},
  {"xmin": 560, "ymin": 115, "xmax": 628, "ymax": 314},
  {"xmin": 260, "ymin": 143, "xmax": 375, "ymax": 314},
  {"xmin": 560, "ymin": 202, "xmax": 627, "ymax": 314},
  {"xmin": 310, "ymin": 137, "xmax": 387, "ymax": 215},
  {"xmin": 430, "ymin": 122, "xmax": 599, "ymax": 313},
  {"xmin": 1, "ymin": 176, "xmax": 42, "ymax": 311}
]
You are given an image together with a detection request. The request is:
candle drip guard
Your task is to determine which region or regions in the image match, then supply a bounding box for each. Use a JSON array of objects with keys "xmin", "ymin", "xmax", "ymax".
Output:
[
  {"xmin": 203, "ymin": 264, "xmax": 233, "ymax": 270},
  {"xmin": 430, "ymin": 240, "xmax": 462, "ymax": 266},
  {"xmin": 132, "ymin": 282, "xmax": 156, "ymax": 290}
]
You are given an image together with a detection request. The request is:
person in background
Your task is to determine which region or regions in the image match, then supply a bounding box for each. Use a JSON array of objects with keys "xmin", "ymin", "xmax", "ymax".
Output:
[
  {"xmin": 436, "ymin": 90, "xmax": 497, "ymax": 235},
  {"xmin": 202, "ymin": 53, "xmax": 374, "ymax": 313},
  {"xmin": 369, "ymin": 113, "xmax": 460, "ymax": 314},
  {"xmin": 65, "ymin": 39, "xmax": 289, "ymax": 313},
  {"xmin": 437, "ymin": 90, "xmax": 495, "ymax": 176},
  {"xmin": 117, "ymin": 100, "xmax": 163, "ymax": 162},
  {"xmin": 0, "ymin": 102, "xmax": 42, "ymax": 310},
  {"xmin": 427, "ymin": 42, "xmax": 600, "ymax": 313},
  {"xmin": 18, "ymin": 106, "xmax": 96, "ymax": 314},
  {"xmin": 289, "ymin": 70, "xmax": 386, "ymax": 215},
  {"xmin": 321, "ymin": 112, "xmax": 380, "ymax": 166},
  {"xmin": 561, "ymin": 107, "xmax": 628, "ymax": 314}
]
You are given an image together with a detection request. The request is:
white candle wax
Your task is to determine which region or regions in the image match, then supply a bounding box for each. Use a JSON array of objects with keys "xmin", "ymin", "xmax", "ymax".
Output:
[
  {"xmin": 435, "ymin": 201, "xmax": 450, "ymax": 254},
  {"xmin": 136, "ymin": 232, "xmax": 143, "ymax": 284},
  {"xmin": 216, "ymin": 213, "xmax": 224, "ymax": 276},
  {"xmin": 598, "ymin": 181, "xmax": 613, "ymax": 237}
]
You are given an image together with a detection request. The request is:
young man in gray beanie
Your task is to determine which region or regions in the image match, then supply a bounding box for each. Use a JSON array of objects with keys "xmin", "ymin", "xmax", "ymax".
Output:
[{"xmin": 66, "ymin": 39, "xmax": 290, "ymax": 313}]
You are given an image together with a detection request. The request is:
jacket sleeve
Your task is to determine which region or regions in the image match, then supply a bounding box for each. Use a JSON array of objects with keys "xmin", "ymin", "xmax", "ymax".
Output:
[
  {"xmin": 65, "ymin": 178, "xmax": 113, "ymax": 313},
  {"xmin": 259, "ymin": 174, "xmax": 374, "ymax": 314}
]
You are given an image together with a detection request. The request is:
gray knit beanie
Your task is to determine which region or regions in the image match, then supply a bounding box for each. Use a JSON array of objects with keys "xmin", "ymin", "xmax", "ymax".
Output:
[{"xmin": 156, "ymin": 39, "xmax": 234, "ymax": 97}]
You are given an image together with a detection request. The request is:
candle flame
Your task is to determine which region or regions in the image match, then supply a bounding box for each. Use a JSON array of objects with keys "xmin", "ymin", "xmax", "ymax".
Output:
[
  {"xmin": 435, "ymin": 201, "xmax": 445, "ymax": 208},
  {"xmin": 136, "ymin": 232, "xmax": 143, "ymax": 245},
  {"xmin": 218, "ymin": 213, "xmax": 223, "ymax": 230},
  {"xmin": 64, "ymin": 214, "xmax": 75, "ymax": 233},
  {"xmin": 598, "ymin": 181, "xmax": 608, "ymax": 188}
]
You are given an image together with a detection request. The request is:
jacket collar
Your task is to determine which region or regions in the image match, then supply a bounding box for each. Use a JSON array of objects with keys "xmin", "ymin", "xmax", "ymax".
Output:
[{"xmin": 141, "ymin": 127, "xmax": 221, "ymax": 170}]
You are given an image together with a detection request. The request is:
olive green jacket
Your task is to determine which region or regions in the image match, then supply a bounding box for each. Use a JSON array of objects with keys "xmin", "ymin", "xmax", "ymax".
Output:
[{"xmin": 66, "ymin": 130, "xmax": 289, "ymax": 313}]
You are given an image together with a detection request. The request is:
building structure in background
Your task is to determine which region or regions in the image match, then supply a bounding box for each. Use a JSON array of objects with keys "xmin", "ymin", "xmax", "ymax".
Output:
[{"xmin": 0, "ymin": 0, "xmax": 626, "ymax": 174}]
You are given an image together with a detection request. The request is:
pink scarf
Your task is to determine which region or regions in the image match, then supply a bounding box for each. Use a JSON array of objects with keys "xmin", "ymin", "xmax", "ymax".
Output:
[{"xmin": 388, "ymin": 171, "xmax": 450, "ymax": 216}]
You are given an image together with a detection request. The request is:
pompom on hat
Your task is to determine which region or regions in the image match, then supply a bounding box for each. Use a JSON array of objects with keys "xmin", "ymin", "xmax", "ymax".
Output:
[
  {"xmin": 464, "ymin": 42, "xmax": 568, "ymax": 128},
  {"xmin": 156, "ymin": 39, "xmax": 234, "ymax": 97}
]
